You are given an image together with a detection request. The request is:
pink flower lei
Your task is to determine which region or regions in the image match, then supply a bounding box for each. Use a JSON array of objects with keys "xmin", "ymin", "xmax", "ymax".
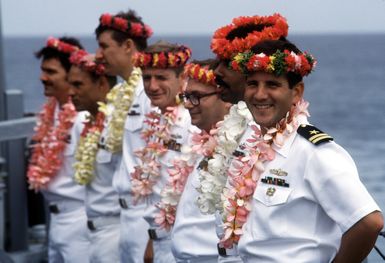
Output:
[
  {"xmin": 130, "ymin": 106, "xmax": 181, "ymax": 204},
  {"xmin": 70, "ymin": 50, "xmax": 105, "ymax": 75},
  {"xmin": 155, "ymin": 128, "xmax": 218, "ymax": 231},
  {"xmin": 219, "ymin": 99, "xmax": 310, "ymax": 249},
  {"xmin": 27, "ymin": 97, "xmax": 77, "ymax": 191}
]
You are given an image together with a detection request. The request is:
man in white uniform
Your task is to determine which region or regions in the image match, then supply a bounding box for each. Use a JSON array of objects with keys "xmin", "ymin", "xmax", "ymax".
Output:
[
  {"xmin": 68, "ymin": 49, "xmax": 121, "ymax": 262},
  {"xmin": 207, "ymin": 14, "xmax": 289, "ymax": 261},
  {"xmin": 171, "ymin": 60, "xmax": 230, "ymax": 262},
  {"xmin": 94, "ymin": 10, "xmax": 153, "ymax": 263},
  {"xmin": 134, "ymin": 40, "xmax": 193, "ymax": 263},
  {"xmin": 227, "ymin": 38, "xmax": 384, "ymax": 262},
  {"xmin": 28, "ymin": 37, "xmax": 90, "ymax": 262}
]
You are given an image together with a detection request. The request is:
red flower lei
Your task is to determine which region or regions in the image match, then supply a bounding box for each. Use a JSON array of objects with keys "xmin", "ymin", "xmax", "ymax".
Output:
[
  {"xmin": 155, "ymin": 129, "xmax": 218, "ymax": 231},
  {"xmin": 134, "ymin": 45, "xmax": 192, "ymax": 69},
  {"xmin": 184, "ymin": 63, "xmax": 216, "ymax": 87},
  {"xmin": 211, "ymin": 13, "xmax": 288, "ymax": 59},
  {"xmin": 46, "ymin": 37, "xmax": 80, "ymax": 54},
  {"xmin": 70, "ymin": 50, "xmax": 105, "ymax": 75},
  {"xmin": 219, "ymin": 99, "xmax": 310, "ymax": 249},
  {"xmin": 27, "ymin": 98, "xmax": 77, "ymax": 191},
  {"xmin": 130, "ymin": 106, "xmax": 180, "ymax": 204},
  {"xmin": 99, "ymin": 13, "xmax": 153, "ymax": 39}
]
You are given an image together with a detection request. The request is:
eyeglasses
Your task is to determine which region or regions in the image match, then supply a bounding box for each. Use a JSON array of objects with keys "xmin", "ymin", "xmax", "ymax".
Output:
[{"xmin": 179, "ymin": 91, "xmax": 219, "ymax": 106}]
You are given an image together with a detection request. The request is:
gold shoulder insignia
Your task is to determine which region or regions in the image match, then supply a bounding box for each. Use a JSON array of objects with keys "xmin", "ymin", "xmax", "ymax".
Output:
[{"xmin": 297, "ymin": 124, "xmax": 333, "ymax": 145}]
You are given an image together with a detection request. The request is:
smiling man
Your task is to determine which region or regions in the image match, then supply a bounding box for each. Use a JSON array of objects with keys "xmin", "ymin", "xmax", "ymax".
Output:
[
  {"xmin": 133, "ymin": 40, "xmax": 193, "ymax": 263},
  {"xmin": 223, "ymin": 38, "xmax": 384, "ymax": 263},
  {"xmin": 170, "ymin": 60, "xmax": 231, "ymax": 263}
]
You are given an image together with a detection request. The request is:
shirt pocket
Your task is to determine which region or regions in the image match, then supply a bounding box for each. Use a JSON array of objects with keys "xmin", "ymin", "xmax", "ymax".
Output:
[
  {"xmin": 124, "ymin": 114, "xmax": 144, "ymax": 132},
  {"xmin": 96, "ymin": 149, "xmax": 112, "ymax": 164},
  {"xmin": 253, "ymin": 183, "xmax": 293, "ymax": 207}
]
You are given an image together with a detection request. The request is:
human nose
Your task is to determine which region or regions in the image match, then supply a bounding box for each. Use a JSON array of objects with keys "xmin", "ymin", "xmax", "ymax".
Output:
[
  {"xmin": 214, "ymin": 62, "xmax": 225, "ymax": 78},
  {"xmin": 95, "ymin": 48, "xmax": 103, "ymax": 61},
  {"xmin": 40, "ymin": 71, "xmax": 48, "ymax": 82},
  {"xmin": 254, "ymin": 85, "xmax": 268, "ymax": 100}
]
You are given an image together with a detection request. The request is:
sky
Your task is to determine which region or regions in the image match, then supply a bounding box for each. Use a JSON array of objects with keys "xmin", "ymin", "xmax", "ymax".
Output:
[{"xmin": 1, "ymin": 0, "xmax": 385, "ymax": 37}]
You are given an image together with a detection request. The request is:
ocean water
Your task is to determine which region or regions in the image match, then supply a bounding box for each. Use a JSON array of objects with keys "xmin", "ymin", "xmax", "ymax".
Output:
[{"xmin": 3, "ymin": 34, "xmax": 385, "ymax": 261}]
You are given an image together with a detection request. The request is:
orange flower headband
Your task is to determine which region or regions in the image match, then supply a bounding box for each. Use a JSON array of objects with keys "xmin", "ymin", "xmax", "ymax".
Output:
[
  {"xmin": 46, "ymin": 37, "xmax": 80, "ymax": 54},
  {"xmin": 99, "ymin": 13, "xmax": 153, "ymax": 39},
  {"xmin": 184, "ymin": 63, "xmax": 216, "ymax": 87},
  {"xmin": 211, "ymin": 13, "xmax": 288, "ymax": 60},
  {"xmin": 134, "ymin": 46, "xmax": 192, "ymax": 69},
  {"xmin": 230, "ymin": 49, "xmax": 316, "ymax": 77},
  {"xmin": 70, "ymin": 50, "xmax": 105, "ymax": 75}
]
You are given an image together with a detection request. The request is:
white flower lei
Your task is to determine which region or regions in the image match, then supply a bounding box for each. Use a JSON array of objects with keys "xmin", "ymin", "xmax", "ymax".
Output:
[
  {"xmin": 196, "ymin": 101, "xmax": 253, "ymax": 214},
  {"xmin": 102, "ymin": 67, "xmax": 142, "ymax": 153},
  {"xmin": 73, "ymin": 111, "xmax": 105, "ymax": 185}
]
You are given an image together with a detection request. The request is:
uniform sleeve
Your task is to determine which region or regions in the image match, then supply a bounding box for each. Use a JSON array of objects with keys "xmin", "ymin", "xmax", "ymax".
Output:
[{"xmin": 304, "ymin": 142, "xmax": 380, "ymax": 233}]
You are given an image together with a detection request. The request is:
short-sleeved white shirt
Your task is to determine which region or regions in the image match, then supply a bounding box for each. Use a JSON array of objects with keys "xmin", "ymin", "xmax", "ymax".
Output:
[{"xmin": 238, "ymin": 122, "xmax": 380, "ymax": 263}]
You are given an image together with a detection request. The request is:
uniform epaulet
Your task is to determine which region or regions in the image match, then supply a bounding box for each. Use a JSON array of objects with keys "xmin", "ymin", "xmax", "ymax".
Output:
[{"xmin": 297, "ymin": 124, "xmax": 333, "ymax": 146}]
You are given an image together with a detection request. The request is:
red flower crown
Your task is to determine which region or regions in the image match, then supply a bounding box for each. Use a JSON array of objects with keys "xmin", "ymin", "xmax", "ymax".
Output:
[
  {"xmin": 230, "ymin": 49, "xmax": 316, "ymax": 77},
  {"xmin": 211, "ymin": 13, "xmax": 288, "ymax": 60},
  {"xmin": 70, "ymin": 50, "xmax": 105, "ymax": 75},
  {"xmin": 134, "ymin": 46, "xmax": 192, "ymax": 69},
  {"xmin": 99, "ymin": 13, "xmax": 153, "ymax": 39},
  {"xmin": 46, "ymin": 37, "xmax": 80, "ymax": 54},
  {"xmin": 184, "ymin": 63, "xmax": 216, "ymax": 87}
]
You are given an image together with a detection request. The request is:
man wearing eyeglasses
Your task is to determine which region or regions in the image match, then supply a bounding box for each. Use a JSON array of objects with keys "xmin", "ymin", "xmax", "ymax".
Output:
[{"xmin": 171, "ymin": 60, "xmax": 231, "ymax": 263}]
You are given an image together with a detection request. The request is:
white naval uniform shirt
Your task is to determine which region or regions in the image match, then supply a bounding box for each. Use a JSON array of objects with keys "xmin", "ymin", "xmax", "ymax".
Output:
[
  {"xmin": 112, "ymin": 78, "xmax": 152, "ymax": 195},
  {"xmin": 142, "ymin": 105, "xmax": 193, "ymax": 229},
  {"xmin": 238, "ymin": 120, "xmax": 381, "ymax": 263},
  {"xmin": 42, "ymin": 107, "xmax": 87, "ymax": 203},
  {"xmin": 171, "ymin": 156, "xmax": 219, "ymax": 262},
  {"xmin": 85, "ymin": 114, "xmax": 121, "ymax": 218}
]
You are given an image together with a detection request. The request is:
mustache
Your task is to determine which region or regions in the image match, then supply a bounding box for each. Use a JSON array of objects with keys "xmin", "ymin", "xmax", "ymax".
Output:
[{"xmin": 215, "ymin": 76, "xmax": 230, "ymax": 90}]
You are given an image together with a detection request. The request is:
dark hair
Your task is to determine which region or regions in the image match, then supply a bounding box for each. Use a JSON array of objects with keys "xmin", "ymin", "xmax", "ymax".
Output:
[
  {"xmin": 35, "ymin": 37, "xmax": 83, "ymax": 72},
  {"xmin": 250, "ymin": 39, "xmax": 303, "ymax": 88},
  {"xmin": 95, "ymin": 9, "xmax": 148, "ymax": 51}
]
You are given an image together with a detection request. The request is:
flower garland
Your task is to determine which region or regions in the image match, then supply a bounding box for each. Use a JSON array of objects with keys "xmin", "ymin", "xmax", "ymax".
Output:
[
  {"xmin": 134, "ymin": 45, "xmax": 192, "ymax": 69},
  {"xmin": 196, "ymin": 101, "xmax": 253, "ymax": 214},
  {"xmin": 211, "ymin": 13, "xmax": 288, "ymax": 60},
  {"xmin": 27, "ymin": 98, "xmax": 77, "ymax": 191},
  {"xmin": 154, "ymin": 129, "xmax": 218, "ymax": 231},
  {"xmin": 130, "ymin": 106, "xmax": 180, "ymax": 204},
  {"xmin": 73, "ymin": 111, "xmax": 105, "ymax": 185},
  {"xmin": 184, "ymin": 63, "xmax": 216, "ymax": 87},
  {"xmin": 101, "ymin": 67, "xmax": 142, "ymax": 153},
  {"xmin": 46, "ymin": 37, "xmax": 80, "ymax": 54},
  {"xmin": 99, "ymin": 13, "xmax": 153, "ymax": 39},
  {"xmin": 219, "ymin": 99, "xmax": 310, "ymax": 249},
  {"xmin": 70, "ymin": 50, "xmax": 105, "ymax": 75},
  {"xmin": 230, "ymin": 49, "xmax": 316, "ymax": 77}
]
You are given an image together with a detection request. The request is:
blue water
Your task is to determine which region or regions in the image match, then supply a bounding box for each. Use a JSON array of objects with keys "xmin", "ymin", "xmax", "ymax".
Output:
[{"xmin": 3, "ymin": 34, "xmax": 385, "ymax": 262}]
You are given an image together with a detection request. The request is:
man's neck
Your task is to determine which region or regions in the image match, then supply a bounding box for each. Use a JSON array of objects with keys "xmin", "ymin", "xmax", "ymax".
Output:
[{"xmin": 120, "ymin": 65, "xmax": 134, "ymax": 81}]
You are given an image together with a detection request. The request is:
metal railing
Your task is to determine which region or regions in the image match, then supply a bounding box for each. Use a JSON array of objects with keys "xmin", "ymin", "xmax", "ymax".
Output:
[{"xmin": 0, "ymin": 90, "xmax": 35, "ymax": 254}]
